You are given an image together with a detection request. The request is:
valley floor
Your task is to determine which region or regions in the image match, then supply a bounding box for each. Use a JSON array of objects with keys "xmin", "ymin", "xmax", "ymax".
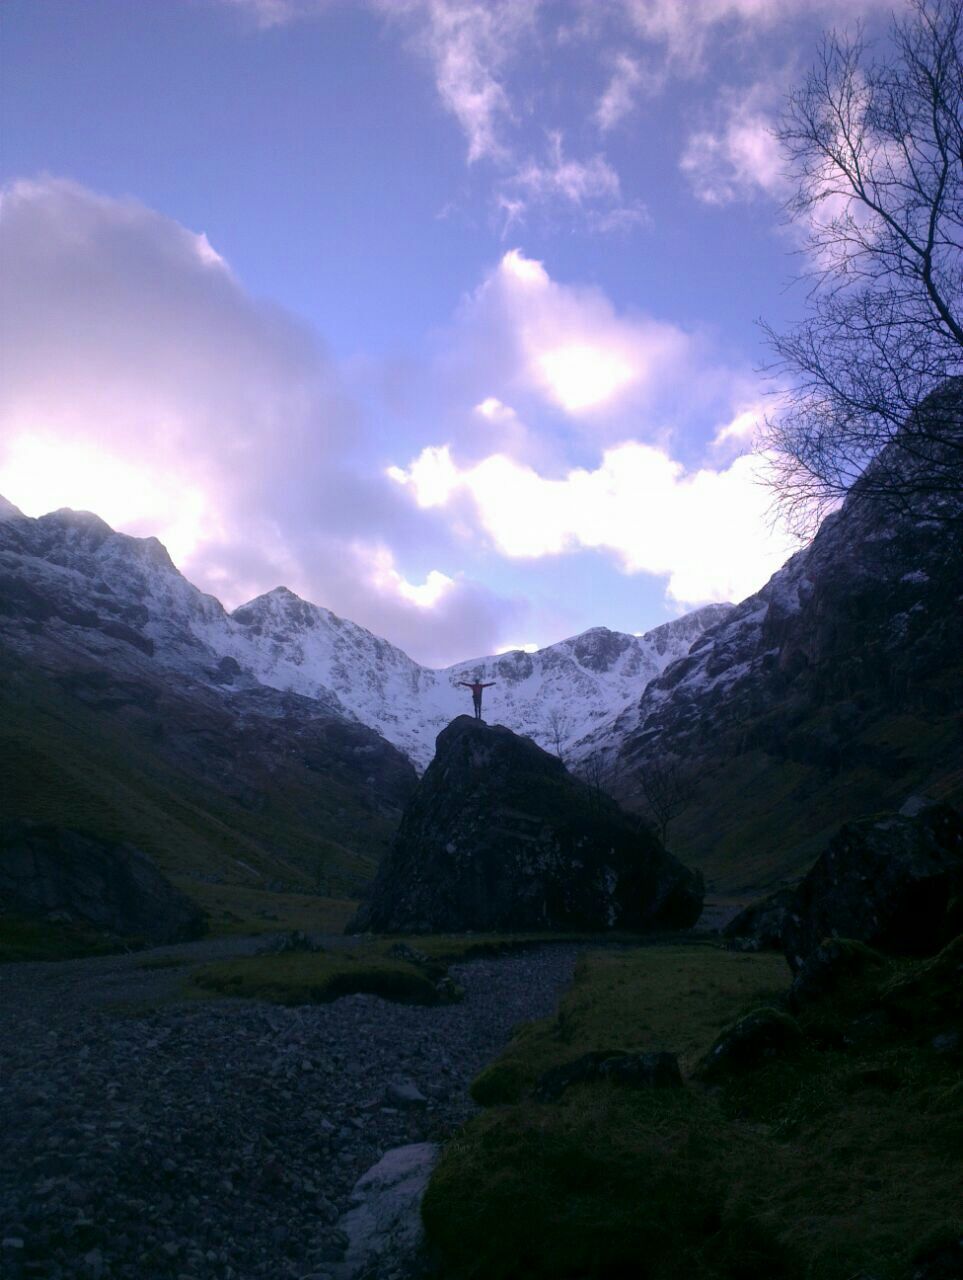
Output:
[{"xmin": 0, "ymin": 939, "xmax": 581, "ymax": 1280}]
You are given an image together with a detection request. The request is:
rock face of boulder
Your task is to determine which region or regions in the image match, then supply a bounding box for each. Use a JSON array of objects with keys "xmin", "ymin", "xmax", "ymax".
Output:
[
  {"xmin": 0, "ymin": 820, "xmax": 207, "ymax": 943},
  {"xmin": 723, "ymin": 888, "xmax": 795, "ymax": 951},
  {"xmin": 783, "ymin": 805, "xmax": 963, "ymax": 970},
  {"xmin": 348, "ymin": 717, "xmax": 703, "ymax": 935}
]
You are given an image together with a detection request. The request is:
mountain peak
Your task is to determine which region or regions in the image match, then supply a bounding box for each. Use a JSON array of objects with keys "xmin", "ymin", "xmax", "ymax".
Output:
[{"xmin": 0, "ymin": 494, "xmax": 26, "ymax": 522}]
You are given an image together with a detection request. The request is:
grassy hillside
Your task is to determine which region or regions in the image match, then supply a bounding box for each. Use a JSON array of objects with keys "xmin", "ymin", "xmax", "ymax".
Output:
[
  {"xmin": 643, "ymin": 666, "xmax": 963, "ymax": 896},
  {"xmin": 0, "ymin": 645, "xmax": 410, "ymax": 904}
]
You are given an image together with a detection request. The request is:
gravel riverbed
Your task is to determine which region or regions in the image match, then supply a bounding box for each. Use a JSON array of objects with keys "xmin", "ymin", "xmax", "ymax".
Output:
[{"xmin": 0, "ymin": 939, "xmax": 581, "ymax": 1280}]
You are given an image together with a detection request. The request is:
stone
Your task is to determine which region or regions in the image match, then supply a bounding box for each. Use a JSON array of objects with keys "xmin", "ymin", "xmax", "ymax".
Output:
[
  {"xmin": 335, "ymin": 1143, "xmax": 439, "ymax": 1280},
  {"xmin": 534, "ymin": 1050, "xmax": 682, "ymax": 1102},
  {"xmin": 348, "ymin": 717, "xmax": 703, "ymax": 934},
  {"xmin": 385, "ymin": 1080, "xmax": 428, "ymax": 1109},
  {"xmin": 0, "ymin": 820, "xmax": 206, "ymax": 944},
  {"xmin": 694, "ymin": 1008, "xmax": 804, "ymax": 1083},
  {"xmin": 723, "ymin": 888, "xmax": 794, "ymax": 952},
  {"xmin": 788, "ymin": 939, "xmax": 888, "ymax": 1010},
  {"xmin": 782, "ymin": 804, "xmax": 963, "ymax": 970}
]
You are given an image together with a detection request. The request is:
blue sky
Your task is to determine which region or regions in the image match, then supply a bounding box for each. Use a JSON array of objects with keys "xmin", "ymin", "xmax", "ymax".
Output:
[{"xmin": 0, "ymin": 0, "xmax": 896, "ymax": 664}]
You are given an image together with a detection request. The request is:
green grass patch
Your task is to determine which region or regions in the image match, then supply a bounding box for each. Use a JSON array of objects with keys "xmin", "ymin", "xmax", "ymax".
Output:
[
  {"xmin": 0, "ymin": 914, "xmax": 129, "ymax": 963},
  {"xmin": 471, "ymin": 943, "xmax": 788, "ymax": 1104},
  {"xmin": 426, "ymin": 941, "xmax": 963, "ymax": 1280},
  {"xmin": 191, "ymin": 949, "xmax": 443, "ymax": 1005},
  {"xmin": 175, "ymin": 881, "xmax": 359, "ymax": 936}
]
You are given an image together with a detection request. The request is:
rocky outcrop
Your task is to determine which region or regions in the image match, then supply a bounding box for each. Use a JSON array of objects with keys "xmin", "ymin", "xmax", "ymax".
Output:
[
  {"xmin": 694, "ymin": 1009, "xmax": 804, "ymax": 1083},
  {"xmin": 348, "ymin": 717, "xmax": 703, "ymax": 935},
  {"xmin": 782, "ymin": 805, "xmax": 963, "ymax": 970},
  {"xmin": 723, "ymin": 888, "xmax": 795, "ymax": 951},
  {"xmin": 0, "ymin": 820, "xmax": 207, "ymax": 943}
]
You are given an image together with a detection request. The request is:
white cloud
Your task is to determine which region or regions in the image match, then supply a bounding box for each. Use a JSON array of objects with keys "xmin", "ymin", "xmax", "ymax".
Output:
[
  {"xmin": 498, "ymin": 131, "xmax": 648, "ymax": 232},
  {"xmin": 680, "ymin": 90, "xmax": 786, "ymax": 205},
  {"xmin": 390, "ymin": 440, "xmax": 797, "ymax": 606},
  {"xmin": 711, "ymin": 403, "xmax": 765, "ymax": 450},
  {"xmin": 375, "ymin": 0, "xmax": 538, "ymax": 164},
  {"xmin": 619, "ymin": 0, "xmax": 890, "ymax": 69},
  {"xmin": 0, "ymin": 177, "xmax": 523, "ymax": 666},
  {"xmin": 462, "ymin": 248, "xmax": 691, "ymax": 418},
  {"xmin": 595, "ymin": 52, "xmax": 644, "ymax": 131}
]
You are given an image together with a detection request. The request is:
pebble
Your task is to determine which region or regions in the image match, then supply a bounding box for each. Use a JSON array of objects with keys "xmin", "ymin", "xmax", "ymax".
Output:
[{"xmin": 0, "ymin": 939, "xmax": 579, "ymax": 1279}]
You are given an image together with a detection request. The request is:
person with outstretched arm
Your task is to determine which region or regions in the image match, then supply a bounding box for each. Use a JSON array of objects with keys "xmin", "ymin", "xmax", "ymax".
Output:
[{"xmin": 456, "ymin": 679, "xmax": 496, "ymax": 720}]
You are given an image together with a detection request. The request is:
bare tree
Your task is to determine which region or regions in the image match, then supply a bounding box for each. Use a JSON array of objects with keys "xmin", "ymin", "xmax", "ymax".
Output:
[
  {"xmin": 543, "ymin": 707, "xmax": 571, "ymax": 762},
  {"xmin": 636, "ymin": 757, "xmax": 697, "ymax": 848},
  {"xmin": 761, "ymin": 0, "xmax": 963, "ymax": 534}
]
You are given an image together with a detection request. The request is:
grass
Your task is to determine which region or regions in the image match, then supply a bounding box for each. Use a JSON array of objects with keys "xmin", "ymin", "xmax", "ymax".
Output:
[
  {"xmin": 191, "ymin": 948, "xmax": 445, "ymax": 1005},
  {"xmin": 424, "ymin": 939, "xmax": 963, "ymax": 1280},
  {"xmin": 0, "ymin": 645, "xmax": 400, "ymax": 902},
  {"xmin": 470, "ymin": 943, "xmax": 789, "ymax": 1104},
  {"xmin": 174, "ymin": 881, "xmax": 360, "ymax": 936},
  {"xmin": 0, "ymin": 914, "xmax": 130, "ymax": 963}
]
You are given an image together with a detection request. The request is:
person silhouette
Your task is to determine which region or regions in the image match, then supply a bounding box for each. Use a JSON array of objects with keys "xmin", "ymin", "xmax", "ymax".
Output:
[{"xmin": 456, "ymin": 679, "xmax": 496, "ymax": 720}]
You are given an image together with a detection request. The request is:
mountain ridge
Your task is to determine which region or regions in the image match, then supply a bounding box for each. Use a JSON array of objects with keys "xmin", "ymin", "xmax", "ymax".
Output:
[{"xmin": 0, "ymin": 496, "xmax": 731, "ymax": 770}]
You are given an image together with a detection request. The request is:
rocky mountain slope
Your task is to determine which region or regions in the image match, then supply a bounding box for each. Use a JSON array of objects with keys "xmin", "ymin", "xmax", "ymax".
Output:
[
  {"xmin": 0, "ymin": 500, "xmax": 418, "ymax": 897},
  {"xmin": 583, "ymin": 414, "xmax": 963, "ymax": 895},
  {"xmin": 0, "ymin": 495, "xmax": 728, "ymax": 771}
]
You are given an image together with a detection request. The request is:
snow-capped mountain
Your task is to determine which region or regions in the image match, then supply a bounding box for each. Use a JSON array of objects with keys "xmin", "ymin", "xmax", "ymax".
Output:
[
  {"xmin": 0, "ymin": 496, "xmax": 730, "ymax": 771},
  {"xmin": 224, "ymin": 588, "xmax": 731, "ymax": 769}
]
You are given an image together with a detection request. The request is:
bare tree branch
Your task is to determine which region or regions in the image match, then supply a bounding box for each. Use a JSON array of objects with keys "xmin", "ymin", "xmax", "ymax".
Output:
[{"xmin": 761, "ymin": 0, "xmax": 963, "ymax": 535}]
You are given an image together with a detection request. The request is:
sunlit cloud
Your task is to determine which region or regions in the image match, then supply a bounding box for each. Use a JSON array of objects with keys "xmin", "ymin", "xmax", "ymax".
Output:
[
  {"xmin": 469, "ymin": 249, "xmax": 690, "ymax": 417},
  {"xmin": 390, "ymin": 441, "xmax": 797, "ymax": 606},
  {"xmin": 0, "ymin": 434, "xmax": 213, "ymax": 566},
  {"xmin": 0, "ymin": 176, "xmax": 525, "ymax": 666}
]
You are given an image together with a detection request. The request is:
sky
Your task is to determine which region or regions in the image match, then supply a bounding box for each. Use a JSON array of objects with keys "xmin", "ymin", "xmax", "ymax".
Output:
[{"xmin": 0, "ymin": 0, "xmax": 899, "ymax": 666}]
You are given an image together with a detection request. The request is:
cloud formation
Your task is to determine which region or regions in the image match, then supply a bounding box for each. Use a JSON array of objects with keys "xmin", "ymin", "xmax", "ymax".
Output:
[
  {"xmin": 0, "ymin": 177, "xmax": 521, "ymax": 666},
  {"xmin": 389, "ymin": 441, "xmax": 797, "ymax": 607},
  {"xmin": 450, "ymin": 248, "xmax": 692, "ymax": 422},
  {"xmin": 680, "ymin": 92, "xmax": 786, "ymax": 205}
]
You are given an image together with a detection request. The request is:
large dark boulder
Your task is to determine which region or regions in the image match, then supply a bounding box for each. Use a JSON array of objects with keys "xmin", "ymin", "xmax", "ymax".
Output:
[
  {"xmin": 0, "ymin": 820, "xmax": 207, "ymax": 944},
  {"xmin": 783, "ymin": 805, "xmax": 963, "ymax": 970},
  {"xmin": 347, "ymin": 717, "xmax": 703, "ymax": 934}
]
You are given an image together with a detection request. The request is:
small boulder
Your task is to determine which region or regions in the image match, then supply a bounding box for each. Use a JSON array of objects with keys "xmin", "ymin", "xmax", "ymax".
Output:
[
  {"xmin": 722, "ymin": 888, "xmax": 794, "ymax": 952},
  {"xmin": 694, "ymin": 1008, "xmax": 803, "ymax": 1083},
  {"xmin": 0, "ymin": 820, "xmax": 206, "ymax": 944},
  {"xmin": 534, "ymin": 1050, "xmax": 682, "ymax": 1102},
  {"xmin": 336, "ymin": 1143, "xmax": 439, "ymax": 1280},
  {"xmin": 348, "ymin": 717, "xmax": 703, "ymax": 934},
  {"xmin": 782, "ymin": 804, "xmax": 963, "ymax": 970}
]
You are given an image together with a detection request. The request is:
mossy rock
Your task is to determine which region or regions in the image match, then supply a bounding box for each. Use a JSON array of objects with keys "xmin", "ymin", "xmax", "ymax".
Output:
[
  {"xmin": 694, "ymin": 1008, "xmax": 804, "ymax": 1084},
  {"xmin": 470, "ymin": 1059, "xmax": 530, "ymax": 1107},
  {"xmin": 882, "ymin": 934, "xmax": 963, "ymax": 1034},
  {"xmin": 789, "ymin": 938, "xmax": 889, "ymax": 1009}
]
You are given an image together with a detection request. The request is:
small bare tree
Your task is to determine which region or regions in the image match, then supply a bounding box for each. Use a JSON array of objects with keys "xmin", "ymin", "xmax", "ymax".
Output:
[
  {"xmin": 762, "ymin": 0, "xmax": 963, "ymax": 534},
  {"xmin": 636, "ymin": 757, "xmax": 697, "ymax": 848},
  {"xmin": 544, "ymin": 707, "xmax": 571, "ymax": 762}
]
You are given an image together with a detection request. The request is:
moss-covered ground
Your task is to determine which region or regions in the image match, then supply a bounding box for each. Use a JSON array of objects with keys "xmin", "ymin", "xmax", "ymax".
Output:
[
  {"xmin": 191, "ymin": 948, "xmax": 446, "ymax": 1005},
  {"xmin": 424, "ymin": 941, "xmax": 963, "ymax": 1280}
]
